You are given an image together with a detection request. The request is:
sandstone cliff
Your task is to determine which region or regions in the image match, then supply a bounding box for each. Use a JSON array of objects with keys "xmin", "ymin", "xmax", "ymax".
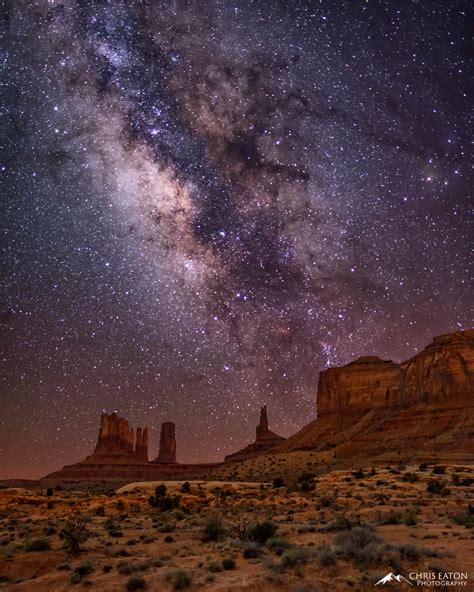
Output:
[{"xmin": 280, "ymin": 329, "xmax": 474, "ymax": 462}]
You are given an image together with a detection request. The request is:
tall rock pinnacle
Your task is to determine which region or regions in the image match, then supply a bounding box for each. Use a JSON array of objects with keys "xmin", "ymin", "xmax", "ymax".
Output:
[{"xmin": 154, "ymin": 422, "xmax": 177, "ymax": 464}]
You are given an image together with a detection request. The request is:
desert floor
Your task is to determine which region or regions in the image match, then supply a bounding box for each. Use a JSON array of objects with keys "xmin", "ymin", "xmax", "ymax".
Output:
[{"xmin": 0, "ymin": 462, "xmax": 473, "ymax": 591}]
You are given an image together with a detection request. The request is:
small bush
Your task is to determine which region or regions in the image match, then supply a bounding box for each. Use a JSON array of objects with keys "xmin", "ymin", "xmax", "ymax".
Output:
[
  {"xmin": 246, "ymin": 521, "xmax": 277, "ymax": 544},
  {"xmin": 352, "ymin": 469, "xmax": 365, "ymax": 479},
  {"xmin": 207, "ymin": 560, "xmax": 222, "ymax": 573},
  {"xmin": 419, "ymin": 463, "xmax": 428, "ymax": 471},
  {"xmin": 24, "ymin": 537, "xmax": 51, "ymax": 552},
  {"xmin": 242, "ymin": 542, "xmax": 261, "ymax": 559},
  {"xmin": 166, "ymin": 569, "xmax": 191, "ymax": 590},
  {"xmin": 95, "ymin": 505, "xmax": 105, "ymax": 516},
  {"xmin": 452, "ymin": 512, "xmax": 474, "ymax": 528},
  {"xmin": 298, "ymin": 472, "xmax": 316, "ymax": 492},
  {"xmin": 155, "ymin": 484, "xmax": 167, "ymax": 497},
  {"xmin": 427, "ymin": 480, "xmax": 450, "ymax": 495},
  {"xmin": 266, "ymin": 537, "xmax": 293, "ymax": 556},
  {"xmin": 323, "ymin": 515, "xmax": 354, "ymax": 532},
  {"xmin": 180, "ymin": 482, "xmax": 191, "ymax": 494},
  {"xmin": 126, "ymin": 575, "xmax": 147, "ymax": 591},
  {"xmin": 222, "ymin": 557, "xmax": 236, "ymax": 570},
  {"xmin": 280, "ymin": 547, "xmax": 310, "ymax": 569},
  {"xmin": 398, "ymin": 543, "xmax": 439, "ymax": 560},
  {"xmin": 118, "ymin": 561, "xmax": 135, "ymax": 575},
  {"xmin": 334, "ymin": 527, "xmax": 384, "ymax": 566},
  {"xmin": 46, "ymin": 488, "xmax": 54, "ymax": 497},
  {"xmin": 401, "ymin": 472, "xmax": 418, "ymax": 482},
  {"xmin": 201, "ymin": 517, "xmax": 225, "ymax": 542},
  {"xmin": 273, "ymin": 477, "xmax": 284, "ymax": 488},
  {"xmin": 59, "ymin": 513, "xmax": 90, "ymax": 554},
  {"xmin": 70, "ymin": 560, "xmax": 93, "ymax": 583},
  {"xmin": 318, "ymin": 544, "xmax": 337, "ymax": 566},
  {"xmin": 432, "ymin": 466, "xmax": 446, "ymax": 475}
]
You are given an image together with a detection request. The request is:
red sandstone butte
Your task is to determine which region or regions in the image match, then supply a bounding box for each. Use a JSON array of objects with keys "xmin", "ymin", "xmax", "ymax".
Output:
[{"xmin": 280, "ymin": 329, "xmax": 474, "ymax": 463}]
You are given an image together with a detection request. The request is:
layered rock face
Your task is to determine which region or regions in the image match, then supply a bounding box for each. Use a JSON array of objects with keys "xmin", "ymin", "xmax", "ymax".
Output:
[
  {"xmin": 281, "ymin": 330, "xmax": 474, "ymax": 463},
  {"xmin": 153, "ymin": 422, "xmax": 177, "ymax": 464},
  {"xmin": 225, "ymin": 406, "xmax": 285, "ymax": 462},
  {"xmin": 92, "ymin": 413, "xmax": 148, "ymax": 462}
]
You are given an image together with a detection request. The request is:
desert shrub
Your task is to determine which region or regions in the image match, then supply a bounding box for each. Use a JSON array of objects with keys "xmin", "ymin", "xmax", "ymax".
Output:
[
  {"xmin": 427, "ymin": 480, "xmax": 450, "ymax": 495},
  {"xmin": 104, "ymin": 517, "xmax": 123, "ymax": 537},
  {"xmin": 319, "ymin": 496, "xmax": 334, "ymax": 508},
  {"xmin": 201, "ymin": 517, "xmax": 225, "ymax": 542},
  {"xmin": 432, "ymin": 466, "xmax": 446, "ymax": 475},
  {"xmin": 323, "ymin": 514, "xmax": 354, "ymax": 532},
  {"xmin": 379, "ymin": 510, "xmax": 417, "ymax": 526},
  {"xmin": 266, "ymin": 537, "xmax": 293, "ymax": 556},
  {"xmin": 334, "ymin": 526, "xmax": 384, "ymax": 566},
  {"xmin": 155, "ymin": 484, "xmax": 167, "ymax": 497},
  {"xmin": 43, "ymin": 524, "xmax": 56, "ymax": 535},
  {"xmin": 318, "ymin": 544, "xmax": 337, "ymax": 566},
  {"xmin": 116, "ymin": 500, "xmax": 126, "ymax": 511},
  {"xmin": 57, "ymin": 561, "xmax": 70, "ymax": 571},
  {"xmin": 46, "ymin": 488, "xmax": 54, "ymax": 497},
  {"xmin": 242, "ymin": 542, "xmax": 261, "ymax": 559},
  {"xmin": 461, "ymin": 477, "xmax": 474, "ymax": 486},
  {"xmin": 398, "ymin": 543, "xmax": 439, "ymax": 560},
  {"xmin": 180, "ymin": 481, "xmax": 191, "ymax": 494},
  {"xmin": 118, "ymin": 561, "xmax": 135, "ymax": 575},
  {"xmin": 103, "ymin": 564, "xmax": 112, "ymax": 573},
  {"xmin": 164, "ymin": 535, "xmax": 174, "ymax": 543},
  {"xmin": 148, "ymin": 494, "xmax": 180, "ymax": 511},
  {"xmin": 166, "ymin": 569, "xmax": 192, "ymax": 590},
  {"xmin": 280, "ymin": 546, "xmax": 310, "ymax": 569},
  {"xmin": 298, "ymin": 472, "xmax": 316, "ymax": 492},
  {"xmin": 273, "ymin": 477, "xmax": 284, "ymax": 488},
  {"xmin": 402, "ymin": 472, "xmax": 418, "ymax": 482},
  {"xmin": 419, "ymin": 463, "xmax": 428, "ymax": 471},
  {"xmin": 59, "ymin": 513, "xmax": 90, "ymax": 554},
  {"xmin": 452, "ymin": 511, "xmax": 474, "ymax": 527},
  {"xmin": 156, "ymin": 522, "xmax": 175, "ymax": 533},
  {"xmin": 222, "ymin": 557, "xmax": 236, "ymax": 570},
  {"xmin": 352, "ymin": 469, "xmax": 365, "ymax": 479},
  {"xmin": 24, "ymin": 537, "xmax": 51, "ymax": 552},
  {"xmin": 207, "ymin": 560, "xmax": 222, "ymax": 573},
  {"xmin": 70, "ymin": 560, "xmax": 93, "ymax": 583},
  {"xmin": 126, "ymin": 575, "xmax": 147, "ymax": 591},
  {"xmin": 246, "ymin": 521, "xmax": 278, "ymax": 544},
  {"xmin": 95, "ymin": 505, "xmax": 105, "ymax": 516}
]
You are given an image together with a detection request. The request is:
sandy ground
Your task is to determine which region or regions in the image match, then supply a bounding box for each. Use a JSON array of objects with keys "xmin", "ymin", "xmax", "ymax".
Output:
[{"xmin": 0, "ymin": 462, "xmax": 473, "ymax": 591}]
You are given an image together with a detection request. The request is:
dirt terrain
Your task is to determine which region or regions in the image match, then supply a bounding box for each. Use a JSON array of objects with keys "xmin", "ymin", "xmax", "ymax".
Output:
[{"xmin": 0, "ymin": 463, "xmax": 473, "ymax": 591}]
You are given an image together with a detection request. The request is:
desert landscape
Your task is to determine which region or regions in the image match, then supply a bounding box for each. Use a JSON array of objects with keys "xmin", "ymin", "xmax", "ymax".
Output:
[
  {"xmin": 0, "ymin": 464, "xmax": 473, "ymax": 591},
  {"xmin": 1, "ymin": 330, "xmax": 473, "ymax": 590}
]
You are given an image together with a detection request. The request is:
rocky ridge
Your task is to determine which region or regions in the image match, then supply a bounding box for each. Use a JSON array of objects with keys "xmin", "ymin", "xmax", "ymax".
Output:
[{"xmin": 280, "ymin": 329, "xmax": 474, "ymax": 462}]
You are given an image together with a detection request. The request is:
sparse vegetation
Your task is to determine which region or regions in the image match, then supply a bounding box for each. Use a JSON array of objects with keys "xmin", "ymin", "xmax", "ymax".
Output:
[
  {"xmin": 59, "ymin": 512, "xmax": 90, "ymax": 554},
  {"xmin": 24, "ymin": 537, "xmax": 51, "ymax": 552}
]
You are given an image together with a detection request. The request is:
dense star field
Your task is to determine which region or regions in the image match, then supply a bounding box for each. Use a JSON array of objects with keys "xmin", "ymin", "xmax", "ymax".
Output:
[{"xmin": 0, "ymin": 1, "xmax": 472, "ymax": 478}]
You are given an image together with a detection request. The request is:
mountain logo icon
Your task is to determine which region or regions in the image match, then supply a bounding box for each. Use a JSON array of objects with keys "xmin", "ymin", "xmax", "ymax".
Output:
[{"xmin": 375, "ymin": 572, "xmax": 413, "ymax": 586}]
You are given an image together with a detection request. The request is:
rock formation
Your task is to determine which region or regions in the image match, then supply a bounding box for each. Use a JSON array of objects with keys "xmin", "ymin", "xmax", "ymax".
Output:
[
  {"xmin": 153, "ymin": 422, "xmax": 177, "ymax": 464},
  {"xmin": 42, "ymin": 414, "xmax": 219, "ymax": 482},
  {"xmin": 280, "ymin": 329, "xmax": 474, "ymax": 463},
  {"xmin": 225, "ymin": 405, "xmax": 285, "ymax": 462},
  {"xmin": 135, "ymin": 427, "xmax": 148, "ymax": 462},
  {"xmin": 90, "ymin": 413, "xmax": 148, "ymax": 461}
]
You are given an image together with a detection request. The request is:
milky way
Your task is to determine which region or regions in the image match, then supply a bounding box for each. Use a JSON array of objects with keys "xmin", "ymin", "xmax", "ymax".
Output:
[{"xmin": 1, "ymin": 0, "xmax": 472, "ymax": 478}]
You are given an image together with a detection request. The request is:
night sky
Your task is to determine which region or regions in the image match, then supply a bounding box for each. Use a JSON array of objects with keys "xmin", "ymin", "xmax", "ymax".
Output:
[{"xmin": 1, "ymin": 1, "xmax": 472, "ymax": 479}]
